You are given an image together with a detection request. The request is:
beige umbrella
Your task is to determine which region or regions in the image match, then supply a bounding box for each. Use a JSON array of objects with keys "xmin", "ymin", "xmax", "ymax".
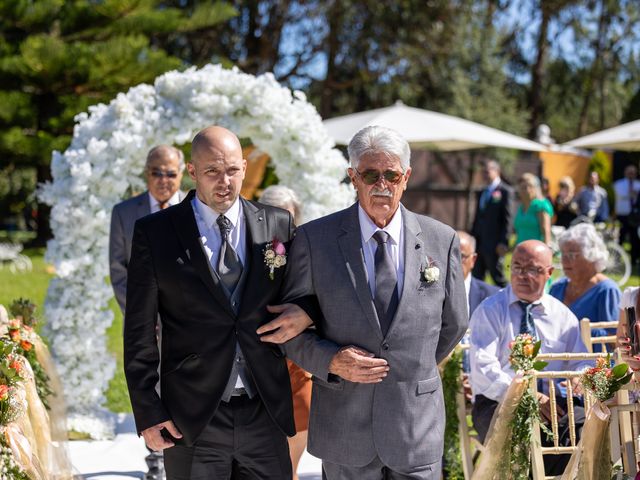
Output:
[
  {"xmin": 323, "ymin": 101, "xmax": 545, "ymax": 151},
  {"xmin": 565, "ymin": 119, "xmax": 640, "ymax": 151}
]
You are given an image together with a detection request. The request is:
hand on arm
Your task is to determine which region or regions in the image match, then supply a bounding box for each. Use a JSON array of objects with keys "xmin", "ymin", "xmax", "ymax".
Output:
[
  {"xmin": 257, "ymin": 304, "xmax": 313, "ymax": 344},
  {"xmin": 328, "ymin": 346, "xmax": 389, "ymax": 383},
  {"xmin": 142, "ymin": 420, "xmax": 182, "ymax": 451}
]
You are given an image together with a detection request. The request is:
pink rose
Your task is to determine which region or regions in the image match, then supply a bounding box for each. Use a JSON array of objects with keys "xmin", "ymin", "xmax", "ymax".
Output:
[{"xmin": 273, "ymin": 239, "xmax": 286, "ymax": 256}]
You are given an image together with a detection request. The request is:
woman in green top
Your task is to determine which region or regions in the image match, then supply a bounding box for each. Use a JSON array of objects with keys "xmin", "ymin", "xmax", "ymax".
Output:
[{"xmin": 514, "ymin": 173, "xmax": 554, "ymax": 244}]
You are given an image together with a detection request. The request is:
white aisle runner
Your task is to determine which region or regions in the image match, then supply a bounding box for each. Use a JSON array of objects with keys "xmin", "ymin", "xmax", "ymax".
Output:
[{"xmin": 68, "ymin": 414, "xmax": 322, "ymax": 479}]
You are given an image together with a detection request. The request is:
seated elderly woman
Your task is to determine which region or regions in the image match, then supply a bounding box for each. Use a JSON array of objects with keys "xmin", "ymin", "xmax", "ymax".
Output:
[{"xmin": 549, "ymin": 223, "xmax": 621, "ymax": 350}]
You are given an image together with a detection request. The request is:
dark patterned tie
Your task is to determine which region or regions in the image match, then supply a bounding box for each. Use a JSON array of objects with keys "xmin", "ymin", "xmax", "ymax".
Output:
[
  {"xmin": 373, "ymin": 231, "xmax": 398, "ymax": 336},
  {"xmin": 517, "ymin": 301, "xmax": 538, "ymax": 338},
  {"xmin": 216, "ymin": 215, "xmax": 242, "ymax": 292}
]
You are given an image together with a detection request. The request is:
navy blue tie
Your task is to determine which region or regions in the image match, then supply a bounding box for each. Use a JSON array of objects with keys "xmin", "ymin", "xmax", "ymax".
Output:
[{"xmin": 517, "ymin": 301, "xmax": 538, "ymax": 338}]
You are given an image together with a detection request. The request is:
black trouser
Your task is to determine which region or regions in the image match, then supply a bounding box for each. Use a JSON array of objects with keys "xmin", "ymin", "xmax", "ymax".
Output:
[
  {"xmin": 472, "ymin": 249, "xmax": 507, "ymax": 287},
  {"xmin": 472, "ymin": 394, "xmax": 585, "ymax": 476},
  {"xmin": 164, "ymin": 395, "xmax": 292, "ymax": 480},
  {"xmin": 618, "ymin": 214, "xmax": 640, "ymax": 265}
]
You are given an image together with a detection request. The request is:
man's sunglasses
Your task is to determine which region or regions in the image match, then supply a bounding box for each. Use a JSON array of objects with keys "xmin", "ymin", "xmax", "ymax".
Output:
[
  {"xmin": 150, "ymin": 170, "xmax": 179, "ymax": 179},
  {"xmin": 355, "ymin": 169, "xmax": 405, "ymax": 185}
]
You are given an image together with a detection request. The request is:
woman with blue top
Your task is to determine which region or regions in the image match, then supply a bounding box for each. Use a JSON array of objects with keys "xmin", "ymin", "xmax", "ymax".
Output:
[
  {"xmin": 550, "ymin": 223, "xmax": 621, "ymax": 351},
  {"xmin": 514, "ymin": 173, "xmax": 554, "ymax": 245}
]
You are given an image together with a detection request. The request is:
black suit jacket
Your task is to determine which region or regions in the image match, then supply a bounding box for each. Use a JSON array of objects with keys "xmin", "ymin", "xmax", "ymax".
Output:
[
  {"xmin": 471, "ymin": 181, "xmax": 514, "ymax": 254},
  {"xmin": 468, "ymin": 277, "xmax": 499, "ymax": 315},
  {"xmin": 123, "ymin": 190, "xmax": 295, "ymax": 445}
]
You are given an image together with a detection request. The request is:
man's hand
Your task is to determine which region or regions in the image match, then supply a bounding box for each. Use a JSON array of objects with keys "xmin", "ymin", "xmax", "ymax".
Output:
[
  {"xmin": 537, "ymin": 392, "xmax": 565, "ymax": 422},
  {"xmin": 328, "ymin": 346, "xmax": 389, "ymax": 383},
  {"xmin": 257, "ymin": 304, "xmax": 313, "ymax": 344},
  {"xmin": 142, "ymin": 420, "xmax": 182, "ymax": 451},
  {"xmin": 559, "ymin": 377, "xmax": 583, "ymax": 397},
  {"xmin": 462, "ymin": 373, "xmax": 473, "ymax": 402}
]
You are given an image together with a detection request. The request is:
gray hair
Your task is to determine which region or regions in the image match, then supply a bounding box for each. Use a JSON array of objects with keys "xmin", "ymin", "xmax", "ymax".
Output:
[
  {"xmin": 457, "ymin": 230, "xmax": 476, "ymax": 253},
  {"xmin": 259, "ymin": 185, "xmax": 302, "ymax": 222},
  {"xmin": 558, "ymin": 223, "xmax": 609, "ymax": 272},
  {"xmin": 146, "ymin": 145, "xmax": 185, "ymax": 170},
  {"xmin": 347, "ymin": 126, "xmax": 411, "ymax": 172}
]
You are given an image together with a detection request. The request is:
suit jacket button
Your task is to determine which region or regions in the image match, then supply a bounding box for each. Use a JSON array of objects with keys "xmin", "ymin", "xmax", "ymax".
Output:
[{"xmin": 382, "ymin": 343, "xmax": 389, "ymax": 351}]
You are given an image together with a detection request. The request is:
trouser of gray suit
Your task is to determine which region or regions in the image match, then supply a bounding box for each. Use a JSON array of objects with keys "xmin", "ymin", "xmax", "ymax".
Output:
[{"xmin": 322, "ymin": 456, "xmax": 442, "ymax": 480}]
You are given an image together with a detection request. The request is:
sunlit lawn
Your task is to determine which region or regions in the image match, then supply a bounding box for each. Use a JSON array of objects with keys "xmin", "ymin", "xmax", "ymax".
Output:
[
  {"xmin": 0, "ymin": 247, "xmax": 637, "ymax": 415},
  {"xmin": 0, "ymin": 248, "xmax": 131, "ymax": 413}
]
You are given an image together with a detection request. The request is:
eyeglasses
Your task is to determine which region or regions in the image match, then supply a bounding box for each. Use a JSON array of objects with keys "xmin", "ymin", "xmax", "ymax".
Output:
[
  {"xmin": 149, "ymin": 170, "xmax": 179, "ymax": 179},
  {"xmin": 560, "ymin": 252, "xmax": 581, "ymax": 261},
  {"xmin": 510, "ymin": 265, "xmax": 550, "ymax": 277},
  {"xmin": 461, "ymin": 253, "xmax": 475, "ymax": 260},
  {"xmin": 355, "ymin": 169, "xmax": 404, "ymax": 185}
]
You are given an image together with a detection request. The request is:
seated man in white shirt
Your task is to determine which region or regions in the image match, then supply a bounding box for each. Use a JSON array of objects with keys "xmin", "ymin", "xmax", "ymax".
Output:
[{"xmin": 470, "ymin": 240, "xmax": 590, "ymax": 475}]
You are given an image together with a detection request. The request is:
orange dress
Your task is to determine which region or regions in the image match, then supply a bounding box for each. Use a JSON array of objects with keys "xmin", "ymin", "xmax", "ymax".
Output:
[{"xmin": 287, "ymin": 359, "xmax": 312, "ymax": 433}]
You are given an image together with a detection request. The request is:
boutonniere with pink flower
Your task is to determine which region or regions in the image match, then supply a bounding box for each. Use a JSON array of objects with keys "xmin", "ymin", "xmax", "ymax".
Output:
[
  {"xmin": 491, "ymin": 189, "xmax": 502, "ymax": 202},
  {"xmin": 421, "ymin": 257, "xmax": 440, "ymax": 284},
  {"xmin": 263, "ymin": 237, "xmax": 287, "ymax": 280}
]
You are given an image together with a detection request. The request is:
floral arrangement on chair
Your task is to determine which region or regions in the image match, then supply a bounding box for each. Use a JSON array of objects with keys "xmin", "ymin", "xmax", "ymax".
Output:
[{"xmin": 580, "ymin": 355, "xmax": 632, "ymax": 403}]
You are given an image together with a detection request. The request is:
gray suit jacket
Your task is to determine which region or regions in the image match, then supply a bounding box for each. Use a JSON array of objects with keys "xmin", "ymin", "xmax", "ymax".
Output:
[
  {"xmin": 109, "ymin": 191, "xmax": 186, "ymax": 313},
  {"xmin": 284, "ymin": 203, "xmax": 468, "ymax": 469}
]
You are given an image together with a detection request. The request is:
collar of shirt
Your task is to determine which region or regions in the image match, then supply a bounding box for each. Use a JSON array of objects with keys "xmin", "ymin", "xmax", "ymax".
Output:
[
  {"xmin": 194, "ymin": 195, "xmax": 242, "ymax": 232},
  {"xmin": 506, "ymin": 284, "xmax": 549, "ymax": 313},
  {"xmin": 358, "ymin": 203, "xmax": 403, "ymax": 247},
  {"xmin": 149, "ymin": 190, "xmax": 181, "ymax": 212},
  {"xmin": 487, "ymin": 177, "xmax": 501, "ymax": 192}
]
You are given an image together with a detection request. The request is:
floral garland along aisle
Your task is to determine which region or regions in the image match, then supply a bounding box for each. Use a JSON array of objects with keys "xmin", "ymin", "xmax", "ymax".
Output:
[{"xmin": 38, "ymin": 64, "xmax": 354, "ymax": 437}]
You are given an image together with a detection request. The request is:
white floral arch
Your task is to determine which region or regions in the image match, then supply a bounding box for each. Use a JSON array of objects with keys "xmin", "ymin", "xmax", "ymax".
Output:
[{"xmin": 39, "ymin": 64, "xmax": 353, "ymax": 436}]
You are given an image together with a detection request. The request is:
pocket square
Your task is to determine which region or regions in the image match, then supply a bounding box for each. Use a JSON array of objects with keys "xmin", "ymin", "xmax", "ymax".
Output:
[{"xmin": 176, "ymin": 257, "xmax": 184, "ymax": 265}]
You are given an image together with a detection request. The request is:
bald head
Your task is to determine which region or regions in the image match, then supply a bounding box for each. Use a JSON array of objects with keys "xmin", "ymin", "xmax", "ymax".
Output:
[
  {"xmin": 511, "ymin": 240, "xmax": 553, "ymax": 302},
  {"xmin": 187, "ymin": 126, "xmax": 247, "ymax": 214},
  {"xmin": 191, "ymin": 126, "xmax": 242, "ymax": 164}
]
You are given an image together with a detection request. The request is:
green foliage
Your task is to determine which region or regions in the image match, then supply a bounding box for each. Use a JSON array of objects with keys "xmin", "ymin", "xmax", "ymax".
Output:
[
  {"xmin": 0, "ymin": 0, "xmax": 236, "ymax": 233},
  {"xmin": 8, "ymin": 298, "xmax": 37, "ymax": 327},
  {"xmin": 442, "ymin": 349, "xmax": 464, "ymax": 479}
]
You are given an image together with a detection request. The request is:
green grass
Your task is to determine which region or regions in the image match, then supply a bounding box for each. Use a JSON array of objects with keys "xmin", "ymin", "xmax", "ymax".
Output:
[
  {"xmin": 0, "ymin": 246, "xmax": 637, "ymax": 416},
  {"xmin": 0, "ymin": 248, "xmax": 131, "ymax": 413}
]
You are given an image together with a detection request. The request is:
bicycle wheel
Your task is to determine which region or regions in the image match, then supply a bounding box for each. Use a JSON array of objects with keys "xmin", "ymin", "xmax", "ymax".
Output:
[{"xmin": 604, "ymin": 241, "xmax": 631, "ymax": 287}]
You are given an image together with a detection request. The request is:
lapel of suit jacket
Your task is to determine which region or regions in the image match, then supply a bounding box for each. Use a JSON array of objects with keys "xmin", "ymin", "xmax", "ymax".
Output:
[
  {"xmin": 237, "ymin": 198, "xmax": 269, "ymax": 313},
  {"xmin": 337, "ymin": 204, "xmax": 384, "ymax": 341},
  {"xmin": 137, "ymin": 191, "xmax": 151, "ymax": 218},
  {"xmin": 385, "ymin": 205, "xmax": 423, "ymax": 339},
  {"xmin": 169, "ymin": 190, "xmax": 235, "ymax": 318}
]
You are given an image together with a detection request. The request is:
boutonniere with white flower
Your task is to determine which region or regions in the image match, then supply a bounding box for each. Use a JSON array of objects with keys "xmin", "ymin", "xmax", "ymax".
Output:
[
  {"xmin": 422, "ymin": 257, "xmax": 440, "ymax": 284},
  {"xmin": 263, "ymin": 237, "xmax": 287, "ymax": 280}
]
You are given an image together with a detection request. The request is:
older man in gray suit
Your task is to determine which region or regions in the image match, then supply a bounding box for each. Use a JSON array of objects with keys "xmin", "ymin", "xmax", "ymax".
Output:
[
  {"xmin": 272, "ymin": 126, "xmax": 468, "ymax": 479},
  {"xmin": 109, "ymin": 145, "xmax": 186, "ymax": 313}
]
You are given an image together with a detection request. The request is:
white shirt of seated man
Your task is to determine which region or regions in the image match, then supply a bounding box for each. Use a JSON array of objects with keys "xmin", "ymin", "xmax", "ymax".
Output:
[{"xmin": 470, "ymin": 240, "xmax": 591, "ymax": 404}]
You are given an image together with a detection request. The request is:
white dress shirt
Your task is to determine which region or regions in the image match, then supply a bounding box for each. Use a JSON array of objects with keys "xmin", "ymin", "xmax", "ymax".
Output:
[
  {"xmin": 192, "ymin": 195, "xmax": 247, "ymax": 388},
  {"xmin": 613, "ymin": 178, "xmax": 640, "ymax": 216},
  {"xmin": 464, "ymin": 273, "xmax": 472, "ymax": 315},
  {"xmin": 191, "ymin": 195, "xmax": 246, "ymax": 269},
  {"xmin": 470, "ymin": 285, "xmax": 590, "ymax": 402},
  {"xmin": 358, "ymin": 205, "xmax": 405, "ymax": 298},
  {"xmin": 149, "ymin": 190, "xmax": 181, "ymax": 214}
]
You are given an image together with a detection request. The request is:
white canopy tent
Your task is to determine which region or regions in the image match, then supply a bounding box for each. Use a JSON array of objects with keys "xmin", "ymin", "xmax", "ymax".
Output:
[
  {"xmin": 323, "ymin": 101, "xmax": 546, "ymax": 151},
  {"xmin": 565, "ymin": 119, "xmax": 640, "ymax": 151}
]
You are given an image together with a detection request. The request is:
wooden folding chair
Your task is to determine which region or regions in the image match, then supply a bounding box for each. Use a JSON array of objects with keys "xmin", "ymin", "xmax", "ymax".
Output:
[
  {"xmin": 610, "ymin": 349, "xmax": 640, "ymax": 478},
  {"xmin": 455, "ymin": 339, "xmax": 484, "ymax": 479},
  {"xmin": 579, "ymin": 318, "xmax": 618, "ymax": 353},
  {"xmin": 529, "ymin": 352, "xmax": 608, "ymax": 480}
]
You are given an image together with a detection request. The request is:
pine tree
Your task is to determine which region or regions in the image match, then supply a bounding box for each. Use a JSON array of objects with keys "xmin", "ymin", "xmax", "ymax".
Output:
[{"xmin": 0, "ymin": 0, "xmax": 236, "ymax": 243}]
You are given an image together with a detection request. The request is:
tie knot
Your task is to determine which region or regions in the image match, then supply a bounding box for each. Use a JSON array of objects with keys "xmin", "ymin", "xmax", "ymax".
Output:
[
  {"xmin": 217, "ymin": 215, "xmax": 232, "ymax": 238},
  {"xmin": 373, "ymin": 230, "xmax": 390, "ymax": 246},
  {"xmin": 518, "ymin": 300, "xmax": 539, "ymax": 312}
]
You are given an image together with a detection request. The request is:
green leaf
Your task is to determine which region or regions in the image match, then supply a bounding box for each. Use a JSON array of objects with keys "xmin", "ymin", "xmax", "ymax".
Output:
[
  {"xmin": 611, "ymin": 363, "xmax": 629, "ymax": 379},
  {"xmin": 533, "ymin": 360, "xmax": 548, "ymax": 371}
]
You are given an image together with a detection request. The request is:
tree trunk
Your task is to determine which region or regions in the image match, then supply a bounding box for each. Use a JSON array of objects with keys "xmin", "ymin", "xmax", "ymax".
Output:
[{"xmin": 528, "ymin": 2, "xmax": 550, "ymax": 138}]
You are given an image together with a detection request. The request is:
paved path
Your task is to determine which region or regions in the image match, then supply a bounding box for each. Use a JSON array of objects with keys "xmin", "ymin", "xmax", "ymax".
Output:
[{"xmin": 68, "ymin": 414, "xmax": 322, "ymax": 479}]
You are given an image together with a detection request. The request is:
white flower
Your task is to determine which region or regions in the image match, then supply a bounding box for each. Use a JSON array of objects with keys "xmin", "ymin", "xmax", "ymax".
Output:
[
  {"xmin": 37, "ymin": 62, "xmax": 355, "ymax": 437},
  {"xmin": 423, "ymin": 261, "xmax": 440, "ymax": 283}
]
